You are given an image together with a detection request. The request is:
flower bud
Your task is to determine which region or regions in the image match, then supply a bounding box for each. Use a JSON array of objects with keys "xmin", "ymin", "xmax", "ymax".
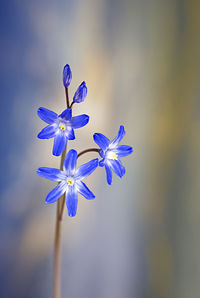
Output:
[
  {"xmin": 73, "ymin": 81, "xmax": 87, "ymax": 103},
  {"xmin": 63, "ymin": 64, "xmax": 72, "ymax": 87}
]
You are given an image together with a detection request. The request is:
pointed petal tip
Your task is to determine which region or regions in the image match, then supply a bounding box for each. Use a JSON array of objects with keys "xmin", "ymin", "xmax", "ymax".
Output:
[
  {"xmin": 68, "ymin": 212, "xmax": 76, "ymax": 217},
  {"xmin": 67, "ymin": 149, "xmax": 78, "ymax": 156},
  {"xmin": 37, "ymin": 107, "xmax": 58, "ymax": 124},
  {"xmin": 83, "ymin": 114, "xmax": 89, "ymax": 124},
  {"xmin": 37, "ymin": 107, "xmax": 45, "ymax": 116},
  {"xmin": 93, "ymin": 133, "xmax": 97, "ymax": 140},
  {"xmin": 45, "ymin": 196, "xmax": 53, "ymax": 204},
  {"xmin": 93, "ymin": 133, "xmax": 110, "ymax": 150},
  {"xmin": 52, "ymin": 149, "xmax": 61, "ymax": 157},
  {"xmin": 71, "ymin": 114, "xmax": 89, "ymax": 129}
]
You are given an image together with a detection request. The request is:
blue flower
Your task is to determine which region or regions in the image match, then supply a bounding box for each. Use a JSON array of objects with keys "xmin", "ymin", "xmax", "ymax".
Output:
[
  {"xmin": 63, "ymin": 64, "xmax": 72, "ymax": 87},
  {"xmin": 37, "ymin": 150, "xmax": 98, "ymax": 217},
  {"xmin": 73, "ymin": 81, "xmax": 87, "ymax": 103},
  {"xmin": 37, "ymin": 107, "xmax": 89, "ymax": 156},
  {"xmin": 93, "ymin": 126, "xmax": 133, "ymax": 185}
]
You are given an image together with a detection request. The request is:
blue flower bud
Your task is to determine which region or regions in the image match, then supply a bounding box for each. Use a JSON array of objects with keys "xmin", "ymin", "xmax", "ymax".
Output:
[
  {"xmin": 73, "ymin": 81, "xmax": 87, "ymax": 103},
  {"xmin": 63, "ymin": 64, "xmax": 72, "ymax": 87}
]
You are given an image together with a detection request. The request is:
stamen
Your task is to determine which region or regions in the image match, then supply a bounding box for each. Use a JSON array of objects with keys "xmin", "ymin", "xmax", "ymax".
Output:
[
  {"xmin": 59, "ymin": 123, "xmax": 66, "ymax": 131},
  {"xmin": 67, "ymin": 178, "xmax": 74, "ymax": 186}
]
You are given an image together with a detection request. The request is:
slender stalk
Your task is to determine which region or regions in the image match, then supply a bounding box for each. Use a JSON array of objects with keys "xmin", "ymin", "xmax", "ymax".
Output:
[
  {"xmin": 77, "ymin": 148, "xmax": 99, "ymax": 158},
  {"xmin": 65, "ymin": 87, "xmax": 70, "ymax": 108},
  {"xmin": 53, "ymin": 202, "xmax": 62, "ymax": 298},
  {"xmin": 69, "ymin": 101, "xmax": 75, "ymax": 109},
  {"xmin": 53, "ymin": 146, "xmax": 67, "ymax": 298}
]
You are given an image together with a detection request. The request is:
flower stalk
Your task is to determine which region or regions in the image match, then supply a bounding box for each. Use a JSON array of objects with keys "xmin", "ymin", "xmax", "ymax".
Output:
[
  {"xmin": 53, "ymin": 147, "xmax": 67, "ymax": 298},
  {"xmin": 77, "ymin": 148, "xmax": 99, "ymax": 158}
]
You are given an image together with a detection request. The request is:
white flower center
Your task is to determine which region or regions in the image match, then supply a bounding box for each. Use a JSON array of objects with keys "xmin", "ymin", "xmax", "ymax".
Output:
[{"xmin": 106, "ymin": 151, "xmax": 117, "ymax": 160}]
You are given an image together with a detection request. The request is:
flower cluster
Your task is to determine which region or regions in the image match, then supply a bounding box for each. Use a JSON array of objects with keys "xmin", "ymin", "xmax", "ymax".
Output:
[{"xmin": 37, "ymin": 64, "xmax": 133, "ymax": 217}]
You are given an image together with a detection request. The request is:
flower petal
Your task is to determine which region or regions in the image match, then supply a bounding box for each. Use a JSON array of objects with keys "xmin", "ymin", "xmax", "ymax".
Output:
[
  {"xmin": 59, "ymin": 108, "xmax": 72, "ymax": 121},
  {"xmin": 76, "ymin": 181, "xmax": 95, "ymax": 200},
  {"xmin": 37, "ymin": 124, "xmax": 57, "ymax": 139},
  {"xmin": 99, "ymin": 158, "xmax": 105, "ymax": 167},
  {"xmin": 37, "ymin": 167, "xmax": 66, "ymax": 181},
  {"xmin": 66, "ymin": 128, "xmax": 75, "ymax": 140},
  {"xmin": 53, "ymin": 133, "xmax": 67, "ymax": 156},
  {"xmin": 110, "ymin": 126, "xmax": 125, "ymax": 147},
  {"xmin": 113, "ymin": 145, "xmax": 133, "ymax": 157},
  {"xmin": 65, "ymin": 186, "xmax": 78, "ymax": 217},
  {"xmin": 46, "ymin": 181, "xmax": 67, "ymax": 204},
  {"xmin": 105, "ymin": 164, "xmax": 112, "ymax": 185},
  {"xmin": 116, "ymin": 159, "xmax": 126, "ymax": 176},
  {"xmin": 70, "ymin": 114, "xmax": 89, "ymax": 129},
  {"xmin": 75, "ymin": 158, "xmax": 98, "ymax": 180},
  {"xmin": 93, "ymin": 133, "xmax": 110, "ymax": 151},
  {"xmin": 107, "ymin": 159, "xmax": 125, "ymax": 178},
  {"xmin": 37, "ymin": 107, "xmax": 58, "ymax": 124},
  {"xmin": 63, "ymin": 149, "xmax": 77, "ymax": 175}
]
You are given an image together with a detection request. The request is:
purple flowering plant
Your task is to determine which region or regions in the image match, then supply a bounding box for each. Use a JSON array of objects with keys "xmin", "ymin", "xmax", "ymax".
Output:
[{"xmin": 37, "ymin": 64, "xmax": 133, "ymax": 298}]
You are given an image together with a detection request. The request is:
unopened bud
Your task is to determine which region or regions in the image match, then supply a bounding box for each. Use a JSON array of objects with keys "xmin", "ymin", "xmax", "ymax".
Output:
[
  {"xmin": 63, "ymin": 64, "xmax": 72, "ymax": 87},
  {"xmin": 73, "ymin": 81, "xmax": 87, "ymax": 103}
]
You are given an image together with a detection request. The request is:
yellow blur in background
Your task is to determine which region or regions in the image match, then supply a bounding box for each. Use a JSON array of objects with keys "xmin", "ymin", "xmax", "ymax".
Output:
[{"xmin": 0, "ymin": 1, "xmax": 200, "ymax": 298}]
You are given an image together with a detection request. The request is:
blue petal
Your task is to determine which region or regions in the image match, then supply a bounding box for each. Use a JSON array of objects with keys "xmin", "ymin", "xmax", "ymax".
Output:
[
  {"xmin": 111, "ymin": 126, "xmax": 125, "ymax": 146},
  {"xmin": 107, "ymin": 159, "xmax": 125, "ymax": 178},
  {"xmin": 37, "ymin": 124, "xmax": 57, "ymax": 139},
  {"xmin": 59, "ymin": 108, "xmax": 72, "ymax": 120},
  {"xmin": 93, "ymin": 133, "xmax": 110, "ymax": 151},
  {"xmin": 37, "ymin": 167, "xmax": 66, "ymax": 181},
  {"xmin": 76, "ymin": 181, "xmax": 95, "ymax": 200},
  {"xmin": 105, "ymin": 164, "xmax": 112, "ymax": 185},
  {"xmin": 63, "ymin": 149, "xmax": 77, "ymax": 175},
  {"xmin": 46, "ymin": 181, "xmax": 67, "ymax": 204},
  {"xmin": 53, "ymin": 133, "xmax": 67, "ymax": 156},
  {"xmin": 37, "ymin": 107, "xmax": 58, "ymax": 124},
  {"xmin": 99, "ymin": 158, "xmax": 105, "ymax": 167},
  {"xmin": 116, "ymin": 159, "xmax": 126, "ymax": 176},
  {"xmin": 70, "ymin": 114, "xmax": 89, "ymax": 129},
  {"xmin": 65, "ymin": 186, "xmax": 78, "ymax": 217},
  {"xmin": 75, "ymin": 158, "xmax": 99, "ymax": 180},
  {"xmin": 99, "ymin": 149, "xmax": 105, "ymax": 158},
  {"xmin": 67, "ymin": 128, "xmax": 75, "ymax": 140},
  {"xmin": 113, "ymin": 145, "xmax": 133, "ymax": 157}
]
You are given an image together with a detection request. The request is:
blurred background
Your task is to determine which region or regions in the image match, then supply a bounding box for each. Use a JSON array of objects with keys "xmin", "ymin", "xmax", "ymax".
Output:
[{"xmin": 0, "ymin": 0, "xmax": 200, "ymax": 297}]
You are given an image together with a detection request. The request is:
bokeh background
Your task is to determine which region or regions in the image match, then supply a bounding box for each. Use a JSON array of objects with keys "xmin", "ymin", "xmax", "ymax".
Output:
[{"xmin": 0, "ymin": 0, "xmax": 200, "ymax": 297}]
